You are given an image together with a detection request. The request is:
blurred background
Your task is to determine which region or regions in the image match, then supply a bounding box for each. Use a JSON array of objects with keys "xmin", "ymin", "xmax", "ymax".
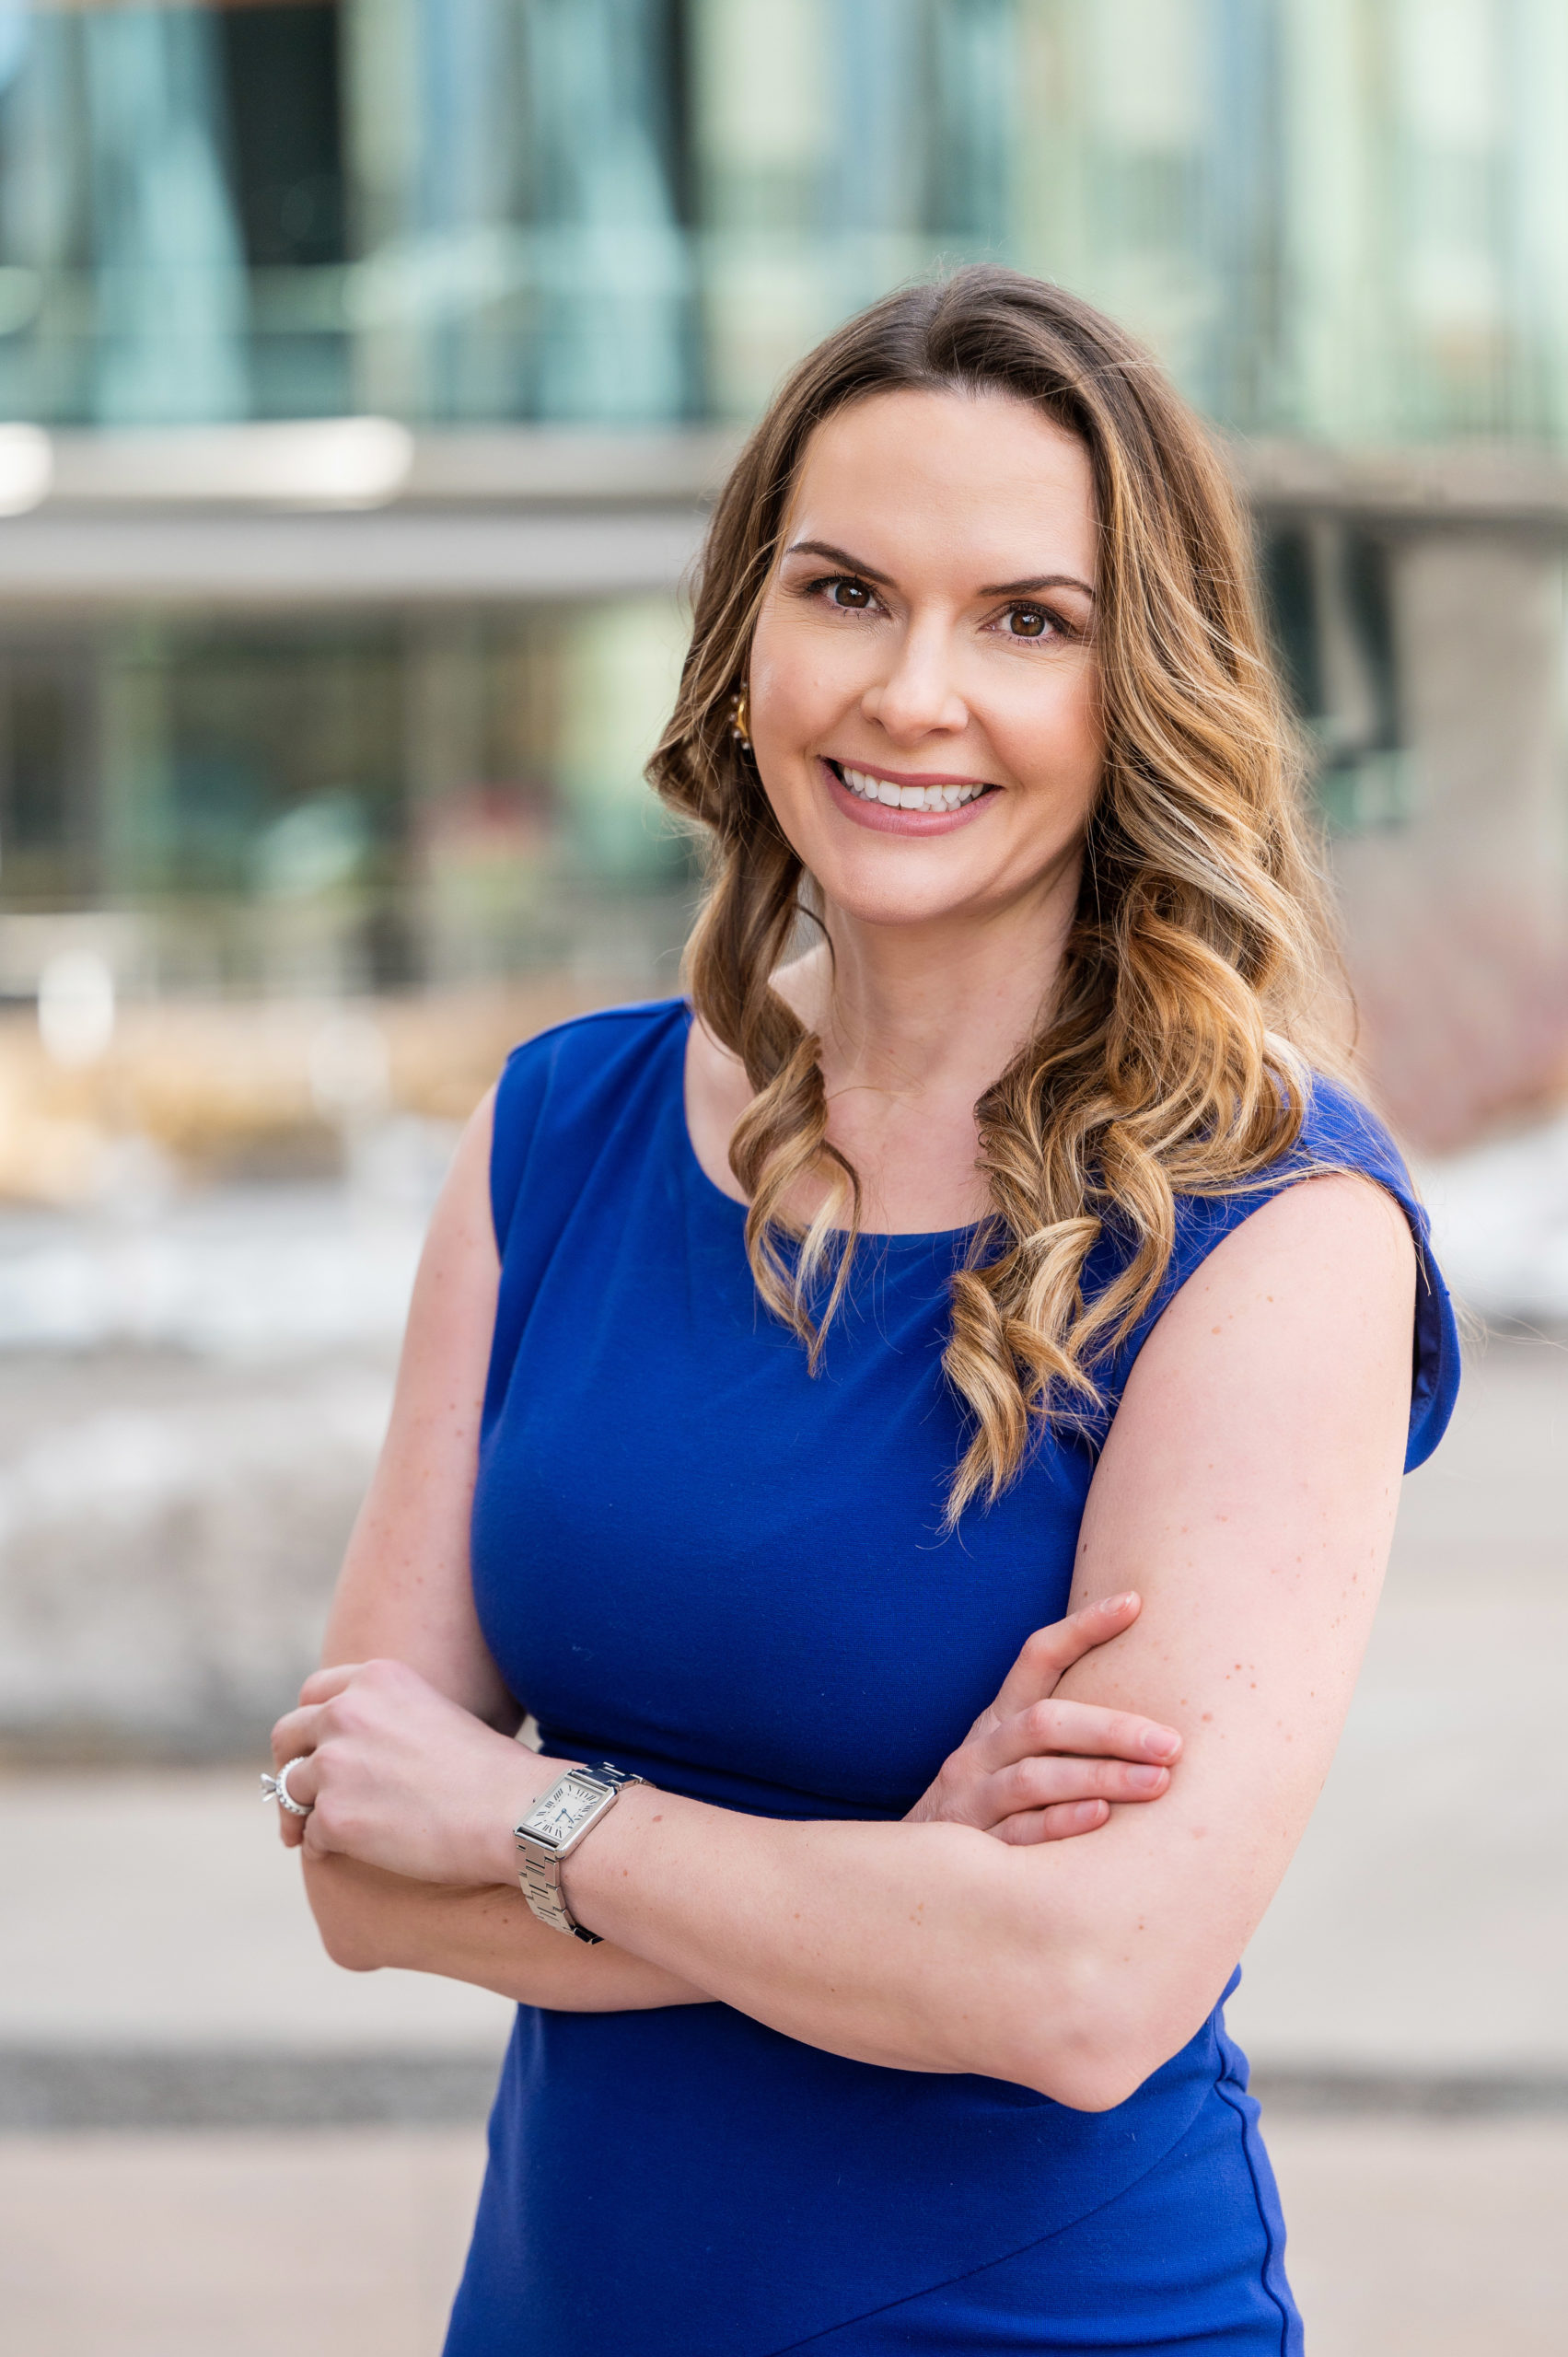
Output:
[{"xmin": 0, "ymin": 5, "xmax": 1563, "ymax": 2352}]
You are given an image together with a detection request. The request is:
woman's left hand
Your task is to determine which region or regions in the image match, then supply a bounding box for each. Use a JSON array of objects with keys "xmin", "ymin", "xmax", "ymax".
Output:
[
  {"xmin": 269, "ymin": 1659, "xmax": 555, "ymax": 1886},
  {"xmin": 905, "ymin": 1594, "xmax": 1180, "ymax": 1844}
]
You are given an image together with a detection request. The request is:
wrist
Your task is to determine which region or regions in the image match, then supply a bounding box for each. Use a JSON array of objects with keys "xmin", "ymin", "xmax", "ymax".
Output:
[{"xmin": 556, "ymin": 1778, "xmax": 666, "ymax": 1935}]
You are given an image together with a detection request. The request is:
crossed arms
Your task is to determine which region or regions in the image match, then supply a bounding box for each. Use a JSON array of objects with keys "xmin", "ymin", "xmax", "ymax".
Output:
[{"xmin": 275, "ymin": 1094, "xmax": 1415, "ymax": 2111}]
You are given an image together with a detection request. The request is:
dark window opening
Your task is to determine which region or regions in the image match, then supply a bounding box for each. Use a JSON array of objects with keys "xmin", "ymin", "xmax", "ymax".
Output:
[
  {"xmin": 219, "ymin": 3, "xmax": 347, "ymax": 270},
  {"xmin": 1260, "ymin": 518, "xmax": 1410, "ymax": 830},
  {"xmin": 0, "ymin": 659, "xmax": 94, "ymax": 904}
]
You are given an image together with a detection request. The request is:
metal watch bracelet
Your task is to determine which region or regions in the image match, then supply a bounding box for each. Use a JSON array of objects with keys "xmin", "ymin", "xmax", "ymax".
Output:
[{"xmin": 514, "ymin": 1759, "xmax": 645, "ymax": 1944}]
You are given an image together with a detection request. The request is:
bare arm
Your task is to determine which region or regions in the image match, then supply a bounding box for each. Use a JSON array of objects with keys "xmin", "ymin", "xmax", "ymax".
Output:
[
  {"xmin": 292, "ymin": 1089, "xmax": 708, "ymax": 2013},
  {"xmin": 285, "ymin": 1169, "xmax": 1413, "ymax": 2104},
  {"xmin": 302, "ymin": 1855, "xmax": 712, "ymax": 2007}
]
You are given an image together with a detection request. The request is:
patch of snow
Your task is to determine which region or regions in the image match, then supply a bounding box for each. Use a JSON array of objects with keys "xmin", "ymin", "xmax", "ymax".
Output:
[
  {"xmin": 0, "ymin": 1116, "xmax": 456, "ymax": 1360},
  {"xmin": 1416, "ymin": 1112, "xmax": 1568, "ymax": 1325}
]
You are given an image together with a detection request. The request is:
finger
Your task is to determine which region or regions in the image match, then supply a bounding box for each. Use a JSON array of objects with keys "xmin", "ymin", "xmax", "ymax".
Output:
[
  {"xmin": 993, "ymin": 1755, "xmax": 1170, "ymax": 1816},
  {"xmin": 270, "ymin": 1701, "xmax": 325, "ymax": 1769},
  {"xmin": 990, "ymin": 1594, "xmax": 1141, "ymax": 1717},
  {"xmin": 298, "ymin": 1663, "xmax": 363, "ymax": 1707},
  {"xmin": 273, "ymin": 1752, "xmax": 321, "ymax": 1813},
  {"xmin": 982, "ymin": 1695, "xmax": 1182, "ymax": 1771},
  {"xmin": 264, "ymin": 1747, "xmax": 320, "ymax": 1845},
  {"xmin": 993, "ymin": 1799, "xmax": 1109, "ymax": 1845}
]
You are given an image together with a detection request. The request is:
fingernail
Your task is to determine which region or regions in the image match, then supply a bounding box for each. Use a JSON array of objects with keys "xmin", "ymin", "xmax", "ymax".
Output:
[
  {"xmin": 1143, "ymin": 1728, "xmax": 1180, "ymax": 1759},
  {"xmin": 1128, "ymin": 1764, "xmax": 1167, "ymax": 1791},
  {"xmin": 1105, "ymin": 1592, "xmax": 1138, "ymax": 1612}
]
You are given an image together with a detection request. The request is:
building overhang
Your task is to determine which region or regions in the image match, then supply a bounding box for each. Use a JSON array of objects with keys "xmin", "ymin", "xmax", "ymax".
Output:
[
  {"xmin": 0, "ymin": 424, "xmax": 744, "ymax": 610},
  {"xmin": 1232, "ymin": 435, "xmax": 1568, "ymax": 529},
  {"xmin": 0, "ymin": 505, "xmax": 712, "ymax": 609},
  {"xmin": 0, "ymin": 424, "xmax": 1564, "ymax": 610}
]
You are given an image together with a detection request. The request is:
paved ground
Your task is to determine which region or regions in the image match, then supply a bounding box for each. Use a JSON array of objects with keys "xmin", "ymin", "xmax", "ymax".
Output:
[
  {"xmin": 1, "ymin": 2118, "xmax": 1564, "ymax": 2356},
  {"xmin": 1271, "ymin": 2118, "xmax": 1568, "ymax": 2355},
  {"xmin": 1, "ymin": 1332, "xmax": 1563, "ymax": 2350},
  {"xmin": 0, "ymin": 2129, "xmax": 487, "ymax": 2357}
]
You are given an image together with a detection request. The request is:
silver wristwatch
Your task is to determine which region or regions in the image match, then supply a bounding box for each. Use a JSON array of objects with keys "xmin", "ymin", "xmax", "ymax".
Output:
[{"xmin": 515, "ymin": 1760, "xmax": 645, "ymax": 1944}]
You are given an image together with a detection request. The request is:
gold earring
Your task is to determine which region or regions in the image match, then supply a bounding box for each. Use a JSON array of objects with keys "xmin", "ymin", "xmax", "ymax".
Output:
[{"xmin": 731, "ymin": 685, "xmax": 750, "ymax": 749}]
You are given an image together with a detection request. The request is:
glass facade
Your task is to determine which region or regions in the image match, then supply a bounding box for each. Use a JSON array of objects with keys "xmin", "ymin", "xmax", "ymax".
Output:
[
  {"xmin": 0, "ymin": 1, "xmax": 1563, "ymax": 1001},
  {"xmin": 0, "ymin": 599, "xmax": 693, "ymax": 991},
  {"xmin": 0, "ymin": 0, "xmax": 1562, "ymax": 439}
]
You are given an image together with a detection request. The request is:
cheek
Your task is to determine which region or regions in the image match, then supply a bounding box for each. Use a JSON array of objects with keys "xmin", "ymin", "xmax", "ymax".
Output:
[
  {"xmin": 741, "ymin": 633, "xmax": 826, "ymax": 856},
  {"xmin": 749, "ymin": 606, "xmax": 866, "ymax": 745},
  {"xmin": 994, "ymin": 666, "xmax": 1103, "ymax": 805}
]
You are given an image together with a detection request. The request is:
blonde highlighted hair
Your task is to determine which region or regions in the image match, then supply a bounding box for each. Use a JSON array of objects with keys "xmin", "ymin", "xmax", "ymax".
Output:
[{"xmin": 648, "ymin": 266, "xmax": 1343, "ymax": 1522}]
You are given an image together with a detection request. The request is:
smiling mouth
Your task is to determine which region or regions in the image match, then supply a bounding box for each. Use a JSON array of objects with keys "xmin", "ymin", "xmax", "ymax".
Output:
[{"xmin": 828, "ymin": 761, "xmax": 996, "ymax": 814}]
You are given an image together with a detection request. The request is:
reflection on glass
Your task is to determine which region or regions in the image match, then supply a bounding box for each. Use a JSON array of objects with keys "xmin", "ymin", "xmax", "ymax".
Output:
[
  {"xmin": 84, "ymin": 4, "xmax": 248, "ymax": 424},
  {"xmin": 0, "ymin": 607, "xmax": 693, "ymax": 995},
  {"xmin": 0, "ymin": 1, "xmax": 1558, "ymax": 440}
]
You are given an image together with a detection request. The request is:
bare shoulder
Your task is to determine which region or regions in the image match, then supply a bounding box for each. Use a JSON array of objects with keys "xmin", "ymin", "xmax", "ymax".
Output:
[
  {"xmin": 416, "ymin": 1083, "xmax": 499, "ymax": 1303},
  {"xmin": 1092, "ymin": 1175, "xmax": 1419, "ymax": 1526},
  {"xmin": 382, "ymin": 1082, "xmax": 502, "ymax": 1465},
  {"xmin": 1202, "ymin": 1165, "xmax": 1415, "ymax": 1280},
  {"xmin": 1141, "ymin": 1169, "xmax": 1417, "ymax": 1400}
]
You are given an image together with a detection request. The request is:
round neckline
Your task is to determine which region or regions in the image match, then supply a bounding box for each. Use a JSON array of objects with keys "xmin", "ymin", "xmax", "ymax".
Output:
[{"xmin": 673, "ymin": 1001, "xmax": 981, "ymax": 1251}]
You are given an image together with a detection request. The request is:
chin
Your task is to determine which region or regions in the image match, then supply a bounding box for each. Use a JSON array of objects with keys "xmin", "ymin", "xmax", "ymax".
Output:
[{"xmin": 806, "ymin": 849, "xmax": 1000, "ymax": 933}]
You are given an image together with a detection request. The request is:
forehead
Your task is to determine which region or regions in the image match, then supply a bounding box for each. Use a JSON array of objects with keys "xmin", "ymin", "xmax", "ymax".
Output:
[{"xmin": 785, "ymin": 387, "xmax": 1098, "ymax": 586}]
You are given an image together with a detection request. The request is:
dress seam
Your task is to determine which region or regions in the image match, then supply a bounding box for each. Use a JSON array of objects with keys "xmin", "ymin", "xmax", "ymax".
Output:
[
  {"xmin": 761, "ymin": 2080, "xmax": 1220, "ymax": 2356},
  {"xmin": 1214, "ymin": 2070, "xmax": 1295, "ymax": 2356}
]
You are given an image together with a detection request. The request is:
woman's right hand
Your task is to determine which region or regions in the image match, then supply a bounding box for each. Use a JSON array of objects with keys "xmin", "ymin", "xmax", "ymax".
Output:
[{"xmin": 905, "ymin": 1594, "xmax": 1180, "ymax": 1845}]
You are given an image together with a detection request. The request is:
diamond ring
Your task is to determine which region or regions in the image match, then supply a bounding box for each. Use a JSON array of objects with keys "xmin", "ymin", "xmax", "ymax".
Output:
[{"xmin": 261, "ymin": 1758, "xmax": 313, "ymax": 1817}]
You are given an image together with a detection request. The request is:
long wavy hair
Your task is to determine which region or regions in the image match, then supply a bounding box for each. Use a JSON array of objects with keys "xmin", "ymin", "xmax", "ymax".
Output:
[{"xmin": 648, "ymin": 266, "xmax": 1343, "ymax": 1522}]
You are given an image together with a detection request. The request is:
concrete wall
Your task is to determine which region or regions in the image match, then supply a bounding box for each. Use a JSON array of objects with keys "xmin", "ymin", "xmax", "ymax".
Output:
[{"xmin": 1334, "ymin": 530, "xmax": 1568, "ymax": 1148}]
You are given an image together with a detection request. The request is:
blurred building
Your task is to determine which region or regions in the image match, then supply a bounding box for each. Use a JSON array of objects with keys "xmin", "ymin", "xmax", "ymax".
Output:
[{"xmin": 0, "ymin": 0, "xmax": 1564, "ymax": 1146}]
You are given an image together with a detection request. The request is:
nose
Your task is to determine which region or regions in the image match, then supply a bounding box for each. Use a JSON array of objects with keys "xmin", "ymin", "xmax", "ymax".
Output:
[{"xmin": 859, "ymin": 617, "xmax": 969, "ymax": 745}]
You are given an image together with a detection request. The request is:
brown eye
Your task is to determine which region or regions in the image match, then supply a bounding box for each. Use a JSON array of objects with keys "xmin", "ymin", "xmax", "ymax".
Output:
[
  {"xmin": 1007, "ymin": 606, "xmax": 1049, "ymax": 638},
  {"xmin": 829, "ymin": 579, "xmax": 872, "ymax": 609}
]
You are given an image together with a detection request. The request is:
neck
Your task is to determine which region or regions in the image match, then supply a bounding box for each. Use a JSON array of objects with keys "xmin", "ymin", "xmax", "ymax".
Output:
[{"xmin": 793, "ymin": 853, "xmax": 1082, "ymax": 1109}]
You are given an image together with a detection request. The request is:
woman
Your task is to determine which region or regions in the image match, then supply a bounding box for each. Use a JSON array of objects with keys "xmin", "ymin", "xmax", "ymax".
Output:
[{"xmin": 269, "ymin": 268, "xmax": 1457, "ymax": 2354}]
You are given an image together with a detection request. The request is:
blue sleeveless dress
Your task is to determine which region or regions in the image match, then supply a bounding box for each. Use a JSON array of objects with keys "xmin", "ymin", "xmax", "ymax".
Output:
[{"xmin": 447, "ymin": 1000, "xmax": 1458, "ymax": 2357}]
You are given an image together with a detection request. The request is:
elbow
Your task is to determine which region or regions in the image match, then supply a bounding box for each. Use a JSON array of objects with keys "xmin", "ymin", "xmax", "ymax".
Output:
[
  {"xmin": 1005, "ymin": 2025, "xmax": 1147, "ymax": 2115},
  {"xmin": 997, "ymin": 1963, "xmax": 1191, "ymax": 2115},
  {"xmin": 1032, "ymin": 2046, "xmax": 1154, "ymax": 2115},
  {"xmin": 319, "ymin": 1918, "xmax": 384, "ymax": 1976},
  {"xmin": 301, "ymin": 1858, "xmax": 386, "ymax": 1976}
]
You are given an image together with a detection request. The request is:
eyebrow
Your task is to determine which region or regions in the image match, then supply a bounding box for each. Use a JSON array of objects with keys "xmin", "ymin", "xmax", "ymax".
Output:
[
  {"xmin": 785, "ymin": 539, "xmax": 895, "ymax": 584},
  {"xmin": 980, "ymin": 570, "xmax": 1096, "ymax": 601},
  {"xmin": 784, "ymin": 540, "xmax": 1095, "ymax": 602}
]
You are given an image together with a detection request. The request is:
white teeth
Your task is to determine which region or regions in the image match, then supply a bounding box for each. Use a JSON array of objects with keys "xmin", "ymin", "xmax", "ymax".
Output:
[{"xmin": 837, "ymin": 763, "xmax": 988, "ymax": 813}]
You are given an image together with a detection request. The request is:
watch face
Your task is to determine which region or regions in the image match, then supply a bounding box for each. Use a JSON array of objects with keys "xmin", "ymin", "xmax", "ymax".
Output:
[{"xmin": 526, "ymin": 1777, "xmax": 602, "ymax": 1847}]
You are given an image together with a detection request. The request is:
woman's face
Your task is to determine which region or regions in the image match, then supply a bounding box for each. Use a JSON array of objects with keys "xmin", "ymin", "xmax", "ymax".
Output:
[{"xmin": 747, "ymin": 386, "xmax": 1104, "ymax": 936}]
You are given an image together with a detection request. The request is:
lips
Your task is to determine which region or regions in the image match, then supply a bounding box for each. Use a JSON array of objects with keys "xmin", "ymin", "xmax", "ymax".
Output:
[
  {"xmin": 820, "ymin": 758, "xmax": 997, "ymax": 836},
  {"xmin": 834, "ymin": 762, "xmax": 991, "ymax": 814}
]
